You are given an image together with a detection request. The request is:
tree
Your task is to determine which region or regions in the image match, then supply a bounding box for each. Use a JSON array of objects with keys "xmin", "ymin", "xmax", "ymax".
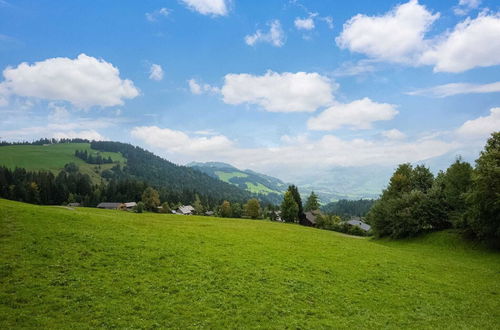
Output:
[
  {"xmin": 304, "ymin": 191, "xmax": 320, "ymax": 212},
  {"xmin": 411, "ymin": 165, "xmax": 434, "ymax": 193},
  {"xmin": 244, "ymin": 198, "xmax": 260, "ymax": 219},
  {"xmin": 231, "ymin": 202, "xmax": 242, "ymax": 218},
  {"xmin": 287, "ymin": 185, "xmax": 304, "ymax": 220},
  {"xmin": 135, "ymin": 201, "xmax": 144, "ymax": 213},
  {"xmin": 160, "ymin": 201, "xmax": 171, "ymax": 214},
  {"xmin": 220, "ymin": 200, "xmax": 232, "ymax": 218},
  {"xmin": 464, "ymin": 132, "xmax": 500, "ymax": 244},
  {"xmin": 193, "ymin": 194, "xmax": 204, "ymax": 215},
  {"xmin": 441, "ymin": 157, "xmax": 473, "ymax": 228},
  {"xmin": 281, "ymin": 191, "xmax": 299, "ymax": 223},
  {"xmin": 142, "ymin": 187, "xmax": 160, "ymax": 211}
]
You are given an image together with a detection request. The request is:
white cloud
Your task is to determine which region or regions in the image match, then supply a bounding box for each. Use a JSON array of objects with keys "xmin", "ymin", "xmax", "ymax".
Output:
[
  {"xmin": 407, "ymin": 81, "xmax": 500, "ymax": 97},
  {"xmin": 131, "ymin": 125, "xmax": 456, "ymax": 176},
  {"xmin": 420, "ymin": 13, "xmax": 500, "ymax": 73},
  {"xmin": 52, "ymin": 130, "xmax": 105, "ymax": 141},
  {"xmin": 336, "ymin": 0, "xmax": 439, "ymax": 64},
  {"xmin": 48, "ymin": 103, "xmax": 70, "ymax": 122},
  {"xmin": 145, "ymin": 8, "xmax": 170, "ymax": 22},
  {"xmin": 0, "ymin": 53, "xmax": 139, "ymax": 108},
  {"xmin": 221, "ymin": 71, "xmax": 335, "ymax": 112},
  {"xmin": 245, "ymin": 20, "xmax": 285, "ymax": 47},
  {"xmin": 131, "ymin": 126, "xmax": 233, "ymax": 154},
  {"xmin": 294, "ymin": 17, "xmax": 315, "ymax": 30},
  {"xmin": 454, "ymin": 0, "xmax": 481, "ymax": 16},
  {"xmin": 456, "ymin": 107, "xmax": 500, "ymax": 140},
  {"xmin": 333, "ymin": 60, "xmax": 376, "ymax": 77},
  {"xmin": 149, "ymin": 64, "xmax": 164, "ymax": 81},
  {"xmin": 188, "ymin": 78, "xmax": 219, "ymax": 95},
  {"xmin": 307, "ymin": 98, "xmax": 398, "ymax": 131},
  {"xmin": 181, "ymin": 0, "xmax": 228, "ymax": 16},
  {"xmin": 382, "ymin": 129, "xmax": 406, "ymax": 140}
]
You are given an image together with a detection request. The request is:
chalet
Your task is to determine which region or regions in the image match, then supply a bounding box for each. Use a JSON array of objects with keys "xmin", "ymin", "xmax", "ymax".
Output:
[
  {"xmin": 124, "ymin": 202, "xmax": 137, "ymax": 210},
  {"xmin": 67, "ymin": 202, "xmax": 80, "ymax": 207},
  {"xmin": 177, "ymin": 205, "xmax": 195, "ymax": 215},
  {"xmin": 97, "ymin": 202, "xmax": 124, "ymax": 210},
  {"xmin": 301, "ymin": 211, "xmax": 319, "ymax": 227},
  {"xmin": 346, "ymin": 218, "xmax": 372, "ymax": 232}
]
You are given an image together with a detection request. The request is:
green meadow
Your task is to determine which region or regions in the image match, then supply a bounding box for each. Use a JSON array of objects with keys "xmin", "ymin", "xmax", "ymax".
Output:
[
  {"xmin": 0, "ymin": 143, "xmax": 125, "ymax": 183},
  {"xmin": 0, "ymin": 198, "xmax": 499, "ymax": 328}
]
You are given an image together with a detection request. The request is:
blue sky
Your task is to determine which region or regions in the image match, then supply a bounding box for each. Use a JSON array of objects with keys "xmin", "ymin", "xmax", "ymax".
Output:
[{"xmin": 1, "ymin": 0, "xmax": 499, "ymax": 187}]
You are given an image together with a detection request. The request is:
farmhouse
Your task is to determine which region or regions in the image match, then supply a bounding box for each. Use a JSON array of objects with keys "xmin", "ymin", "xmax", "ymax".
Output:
[
  {"xmin": 124, "ymin": 202, "xmax": 137, "ymax": 210},
  {"xmin": 346, "ymin": 217, "xmax": 371, "ymax": 232},
  {"xmin": 97, "ymin": 202, "xmax": 124, "ymax": 210},
  {"xmin": 177, "ymin": 205, "xmax": 195, "ymax": 215},
  {"xmin": 301, "ymin": 211, "xmax": 319, "ymax": 227}
]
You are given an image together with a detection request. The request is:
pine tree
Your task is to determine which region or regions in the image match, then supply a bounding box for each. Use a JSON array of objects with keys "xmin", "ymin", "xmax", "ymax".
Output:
[
  {"xmin": 281, "ymin": 191, "xmax": 299, "ymax": 223},
  {"xmin": 304, "ymin": 191, "xmax": 320, "ymax": 211}
]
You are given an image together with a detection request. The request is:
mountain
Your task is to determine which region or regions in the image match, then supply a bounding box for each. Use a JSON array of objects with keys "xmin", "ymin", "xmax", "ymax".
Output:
[
  {"xmin": 188, "ymin": 161, "xmax": 287, "ymax": 204},
  {"xmin": 0, "ymin": 139, "xmax": 261, "ymax": 206}
]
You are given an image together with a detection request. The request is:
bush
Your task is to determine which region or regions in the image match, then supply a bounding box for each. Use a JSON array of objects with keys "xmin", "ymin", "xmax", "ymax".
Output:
[{"xmin": 135, "ymin": 201, "xmax": 144, "ymax": 213}]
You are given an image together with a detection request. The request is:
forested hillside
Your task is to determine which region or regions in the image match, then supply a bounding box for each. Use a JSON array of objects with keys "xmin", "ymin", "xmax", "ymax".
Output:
[{"xmin": 0, "ymin": 139, "xmax": 263, "ymax": 208}]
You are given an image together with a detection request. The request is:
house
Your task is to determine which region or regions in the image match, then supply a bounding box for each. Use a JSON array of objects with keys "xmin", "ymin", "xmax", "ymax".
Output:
[
  {"xmin": 97, "ymin": 202, "xmax": 124, "ymax": 210},
  {"xmin": 67, "ymin": 202, "xmax": 80, "ymax": 207},
  {"xmin": 124, "ymin": 202, "xmax": 137, "ymax": 210},
  {"xmin": 301, "ymin": 211, "xmax": 319, "ymax": 227},
  {"xmin": 177, "ymin": 205, "xmax": 195, "ymax": 215},
  {"xmin": 346, "ymin": 218, "xmax": 372, "ymax": 232},
  {"xmin": 205, "ymin": 211, "xmax": 214, "ymax": 216}
]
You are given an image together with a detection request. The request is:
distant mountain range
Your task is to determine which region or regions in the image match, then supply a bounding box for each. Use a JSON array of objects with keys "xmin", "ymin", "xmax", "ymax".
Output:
[{"xmin": 188, "ymin": 161, "xmax": 388, "ymax": 204}]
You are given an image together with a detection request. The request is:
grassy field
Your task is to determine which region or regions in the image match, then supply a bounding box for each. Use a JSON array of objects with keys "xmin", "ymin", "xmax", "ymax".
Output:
[
  {"xmin": 0, "ymin": 143, "xmax": 125, "ymax": 183},
  {"xmin": 0, "ymin": 199, "xmax": 499, "ymax": 328}
]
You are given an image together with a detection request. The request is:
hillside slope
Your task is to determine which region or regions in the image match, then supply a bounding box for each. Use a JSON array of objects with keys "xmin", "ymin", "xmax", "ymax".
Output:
[
  {"xmin": 0, "ymin": 141, "xmax": 257, "ymax": 204},
  {"xmin": 1, "ymin": 199, "xmax": 498, "ymax": 328},
  {"xmin": 0, "ymin": 143, "xmax": 125, "ymax": 183},
  {"xmin": 188, "ymin": 161, "xmax": 287, "ymax": 204}
]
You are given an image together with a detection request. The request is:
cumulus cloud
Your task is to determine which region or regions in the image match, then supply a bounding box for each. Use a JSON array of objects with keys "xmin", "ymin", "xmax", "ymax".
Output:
[
  {"xmin": 420, "ymin": 13, "xmax": 500, "ymax": 73},
  {"xmin": 333, "ymin": 60, "xmax": 376, "ymax": 77},
  {"xmin": 188, "ymin": 78, "xmax": 219, "ymax": 95},
  {"xmin": 407, "ymin": 81, "xmax": 500, "ymax": 97},
  {"xmin": 221, "ymin": 71, "xmax": 335, "ymax": 112},
  {"xmin": 245, "ymin": 20, "xmax": 285, "ymax": 47},
  {"xmin": 0, "ymin": 53, "xmax": 139, "ymax": 108},
  {"xmin": 181, "ymin": 0, "xmax": 228, "ymax": 16},
  {"xmin": 456, "ymin": 107, "xmax": 500, "ymax": 140},
  {"xmin": 294, "ymin": 17, "xmax": 315, "ymax": 30},
  {"xmin": 145, "ymin": 8, "xmax": 170, "ymax": 22},
  {"xmin": 336, "ymin": 1, "xmax": 500, "ymax": 73},
  {"xmin": 382, "ymin": 129, "xmax": 406, "ymax": 140},
  {"xmin": 131, "ymin": 126, "xmax": 233, "ymax": 154},
  {"xmin": 307, "ymin": 98, "xmax": 398, "ymax": 131},
  {"xmin": 149, "ymin": 64, "xmax": 164, "ymax": 81},
  {"xmin": 336, "ymin": 0, "xmax": 439, "ymax": 64}
]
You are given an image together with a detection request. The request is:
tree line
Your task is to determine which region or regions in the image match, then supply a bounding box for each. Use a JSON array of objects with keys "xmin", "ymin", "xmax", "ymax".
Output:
[
  {"xmin": 74, "ymin": 150, "xmax": 114, "ymax": 165},
  {"xmin": 367, "ymin": 132, "xmax": 499, "ymax": 246}
]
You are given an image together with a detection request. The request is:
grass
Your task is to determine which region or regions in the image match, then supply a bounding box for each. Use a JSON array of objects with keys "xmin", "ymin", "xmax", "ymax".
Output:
[
  {"xmin": 215, "ymin": 171, "xmax": 248, "ymax": 183},
  {"xmin": 0, "ymin": 198, "xmax": 499, "ymax": 328},
  {"xmin": 245, "ymin": 181, "xmax": 279, "ymax": 195},
  {"xmin": 0, "ymin": 143, "xmax": 125, "ymax": 183}
]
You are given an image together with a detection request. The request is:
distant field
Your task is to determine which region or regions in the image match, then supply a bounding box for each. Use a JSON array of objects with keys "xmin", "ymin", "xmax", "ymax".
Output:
[
  {"xmin": 0, "ymin": 199, "xmax": 498, "ymax": 328},
  {"xmin": 0, "ymin": 143, "xmax": 125, "ymax": 182}
]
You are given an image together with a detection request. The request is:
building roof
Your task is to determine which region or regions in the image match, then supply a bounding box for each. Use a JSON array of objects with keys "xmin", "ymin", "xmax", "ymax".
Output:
[
  {"xmin": 346, "ymin": 219, "xmax": 371, "ymax": 231},
  {"xmin": 97, "ymin": 202, "xmax": 123, "ymax": 209},
  {"xmin": 124, "ymin": 202, "xmax": 137, "ymax": 208},
  {"xmin": 178, "ymin": 205, "xmax": 195, "ymax": 214},
  {"xmin": 67, "ymin": 202, "xmax": 80, "ymax": 207}
]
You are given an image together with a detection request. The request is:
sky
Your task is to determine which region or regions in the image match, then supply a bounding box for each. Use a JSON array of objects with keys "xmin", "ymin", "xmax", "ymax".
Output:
[{"xmin": 0, "ymin": 0, "xmax": 499, "ymax": 186}]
